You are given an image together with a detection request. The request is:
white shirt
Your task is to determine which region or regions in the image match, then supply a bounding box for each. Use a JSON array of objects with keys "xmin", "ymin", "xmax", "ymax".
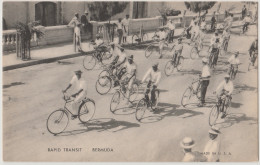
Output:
[
  {"xmin": 158, "ymin": 31, "xmax": 167, "ymax": 40},
  {"xmin": 211, "ymin": 35, "xmax": 220, "ymax": 45},
  {"xmin": 124, "ymin": 62, "xmax": 137, "ymax": 77},
  {"xmin": 182, "ymin": 152, "xmax": 196, "ymax": 162},
  {"xmin": 118, "ymin": 52, "xmax": 127, "ymax": 63},
  {"xmin": 216, "ymin": 80, "xmax": 234, "ymax": 95},
  {"xmin": 167, "ymin": 21, "xmax": 175, "ymax": 30},
  {"xmin": 116, "ymin": 22, "xmax": 123, "ymax": 29},
  {"xmin": 192, "ymin": 25, "xmax": 200, "ymax": 34},
  {"xmin": 142, "ymin": 68, "xmax": 162, "ymax": 86},
  {"xmin": 173, "ymin": 43, "xmax": 183, "ymax": 53},
  {"xmin": 228, "ymin": 55, "xmax": 240, "ymax": 65},
  {"xmin": 70, "ymin": 75, "xmax": 87, "ymax": 95},
  {"xmin": 203, "ymin": 139, "xmax": 221, "ymax": 162},
  {"xmin": 222, "ymin": 31, "xmax": 230, "ymax": 40},
  {"xmin": 243, "ymin": 16, "xmax": 251, "ymax": 23},
  {"xmin": 190, "ymin": 19, "xmax": 195, "ymax": 28},
  {"xmin": 201, "ymin": 65, "xmax": 211, "ymax": 79},
  {"xmin": 122, "ymin": 18, "xmax": 130, "ymax": 27},
  {"xmin": 200, "ymin": 21, "xmax": 206, "ymax": 29},
  {"xmin": 68, "ymin": 17, "xmax": 81, "ymax": 36},
  {"xmin": 95, "ymin": 39, "xmax": 103, "ymax": 47}
]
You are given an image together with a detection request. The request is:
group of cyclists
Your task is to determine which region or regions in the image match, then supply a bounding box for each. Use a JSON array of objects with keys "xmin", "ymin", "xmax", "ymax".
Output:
[{"xmin": 62, "ymin": 11, "xmax": 257, "ymax": 121}]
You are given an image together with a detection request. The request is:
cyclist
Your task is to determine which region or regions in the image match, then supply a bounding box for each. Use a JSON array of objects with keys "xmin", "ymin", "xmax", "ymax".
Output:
[
  {"xmin": 242, "ymin": 14, "xmax": 251, "ymax": 33},
  {"xmin": 214, "ymin": 74, "xmax": 234, "ymax": 118},
  {"xmin": 191, "ymin": 22, "xmax": 200, "ymax": 42},
  {"xmin": 228, "ymin": 51, "xmax": 240, "ymax": 79},
  {"xmin": 63, "ymin": 70, "xmax": 87, "ymax": 117},
  {"xmin": 249, "ymin": 39, "xmax": 258, "ymax": 66},
  {"xmin": 221, "ymin": 29, "xmax": 230, "ymax": 50},
  {"xmin": 172, "ymin": 38, "xmax": 183, "ymax": 67},
  {"xmin": 198, "ymin": 58, "xmax": 211, "ymax": 107},
  {"xmin": 210, "ymin": 32, "xmax": 220, "ymax": 46},
  {"xmin": 120, "ymin": 55, "xmax": 137, "ymax": 104},
  {"xmin": 209, "ymin": 38, "xmax": 221, "ymax": 67},
  {"xmin": 157, "ymin": 27, "xmax": 167, "ymax": 59},
  {"xmin": 141, "ymin": 62, "xmax": 162, "ymax": 109},
  {"xmin": 200, "ymin": 18, "xmax": 207, "ymax": 31},
  {"xmin": 90, "ymin": 34, "xmax": 105, "ymax": 62}
]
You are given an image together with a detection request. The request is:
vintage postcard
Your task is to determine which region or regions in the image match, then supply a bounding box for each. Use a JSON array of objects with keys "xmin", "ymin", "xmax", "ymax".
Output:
[{"xmin": 2, "ymin": 0, "xmax": 258, "ymax": 162}]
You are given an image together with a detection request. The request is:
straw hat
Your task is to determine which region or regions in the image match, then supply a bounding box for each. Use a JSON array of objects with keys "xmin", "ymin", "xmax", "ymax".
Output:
[{"xmin": 180, "ymin": 137, "xmax": 195, "ymax": 149}]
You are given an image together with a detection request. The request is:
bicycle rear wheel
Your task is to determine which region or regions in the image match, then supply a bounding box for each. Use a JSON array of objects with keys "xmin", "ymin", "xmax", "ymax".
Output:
[
  {"xmin": 181, "ymin": 87, "xmax": 193, "ymax": 107},
  {"xmin": 83, "ymin": 55, "xmax": 96, "ymax": 70},
  {"xmin": 47, "ymin": 109, "xmax": 69, "ymax": 135},
  {"xmin": 164, "ymin": 60, "xmax": 174, "ymax": 76},
  {"xmin": 209, "ymin": 105, "xmax": 219, "ymax": 126},
  {"xmin": 176, "ymin": 56, "xmax": 184, "ymax": 71},
  {"xmin": 145, "ymin": 44, "xmax": 158, "ymax": 58},
  {"xmin": 135, "ymin": 98, "xmax": 148, "ymax": 121},
  {"xmin": 110, "ymin": 91, "xmax": 121, "ymax": 113},
  {"xmin": 129, "ymin": 83, "xmax": 139, "ymax": 102},
  {"xmin": 95, "ymin": 76, "xmax": 112, "ymax": 95},
  {"xmin": 190, "ymin": 47, "xmax": 199, "ymax": 59},
  {"xmin": 78, "ymin": 99, "xmax": 95, "ymax": 123}
]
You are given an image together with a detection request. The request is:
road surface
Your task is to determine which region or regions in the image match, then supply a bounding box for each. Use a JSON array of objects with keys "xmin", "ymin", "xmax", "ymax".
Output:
[{"xmin": 3, "ymin": 25, "xmax": 258, "ymax": 162}]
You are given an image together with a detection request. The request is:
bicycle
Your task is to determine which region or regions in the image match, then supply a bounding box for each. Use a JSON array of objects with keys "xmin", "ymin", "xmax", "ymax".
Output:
[
  {"xmin": 219, "ymin": 38, "xmax": 229, "ymax": 56},
  {"xmin": 190, "ymin": 40, "xmax": 204, "ymax": 59},
  {"xmin": 110, "ymin": 75, "xmax": 140, "ymax": 113},
  {"xmin": 132, "ymin": 24, "xmax": 148, "ymax": 44},
  {"xmin": 46, "ymin": 92, "xmax": 95, "ymax": 135},
  {"xmin": 209, "ymin": 91, "xmax": 232, "ymax": 126},
  {"xmin": 181, "ymin": 78, "xmax": 201, "ymax": 107},
  {"xmin": 164, "ymin": 52, "xmax": 184, "ymax": 76},
  {"xmin": 135, "ymin": 81, "xmax": 160, "ymax": 121},
  {"xmin": 208, "ymin": 49, "xmax": 219, "ymax": 68},
  {"xmin": 229, "ymin": 64, "xmax": 240, "ymax": 80},
  {"xmin": 82, "ymin": 43, "xmax": 113, "ymax": 70},
  {"xmin": 248, "ymin": 51, "xmax": 258, "ymax": 71}
]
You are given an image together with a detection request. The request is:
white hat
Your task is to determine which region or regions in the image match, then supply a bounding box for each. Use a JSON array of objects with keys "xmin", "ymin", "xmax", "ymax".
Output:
[
  {"xmin": 84, "ymin": 10, "xmax": 89, "ymax": 14},
  {"xmin": 202, "ymin": 57, "xmax": 208, "ymax": 63},
  {"xmin": 152, "ymin": 62, "xmax": 159, "ymax": 67},
  {"xmin": 209, "ymin": 125, "xmax": 221, "ymax": 134},
  {"xmin": 180, "ymin": 137, "xmax": 195, "ymax": 149},
  {"xmin": 224, "ymin": 74, "xmax": 230, "ymax": 78}
]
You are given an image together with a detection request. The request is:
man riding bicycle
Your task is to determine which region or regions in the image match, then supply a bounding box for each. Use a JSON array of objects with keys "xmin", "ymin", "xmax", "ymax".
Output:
[
  {"xmin": 210, "ymin": 32, "xmax": 220, "ymax": 46},
  {"xmin": 191, "ymin": 22, "xmax": 200, "ymax": 42},
  {"xmin": 242, "ymin": 14, "xmax": 251, "ymax": 33},
  {"xmin": 120, "ymin": 55, "xmax": 137, "ymax": 104},
  {"xmin": 90, "ymin": 34, "xmax": 105, "ymax": 62},
  {"xmin": 141, "ymin": 62, "xmax": 162, "ymax": 109},
  {"xmin": 172, "ymin": 38, "xmax": 183, "ymax": 67},
  {"xmin": 214, "ymin": 74, "xmax": 234, "ymax": 118},
  {"xmin": 156, "ymin": 27, "xmax": 167, "ymax": 59},
  {"xmin": 228, "ymin": 51, "xmax": 240, "ymax": 79},
  {"xmin": 209, "ymin": 38, "xmax": 221, "ymax": 67},
  {"xmin": 63, "ymin": 70, "xmax": 87, "ymax": 118},
  {"xmin": 249, "ymin": 39, "xmax": 258, "ymax": 66},
  {"xmin": 221, "ymin": 29, "xmax": 230, "ymax": 49}
]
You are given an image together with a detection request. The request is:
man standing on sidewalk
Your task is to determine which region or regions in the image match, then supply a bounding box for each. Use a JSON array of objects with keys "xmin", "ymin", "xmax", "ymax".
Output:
[
  {"xmin": 122, "ymin": 14, "xmax": 130, "ymax": 43},
  {"xmin": 211, "ymin": 12, "xmax": 217, "ymax": 31},
  {"xmin": 68, "ymin": 13, "xmax": 82, "ymax": 52},
  {"xmin": 81, "ymin": 10, "xmax": 90, "ymax": 41},
  {"xmin": 242, "ymin": 5, "xmax": 247, "ymax": 19},
  {"xmin": 115, "ymin": 18, "xmax": 123, "ymax": 45},
  {"xmin": 198, "ymin": 58, "xmax": 211, "ymax": 107}
]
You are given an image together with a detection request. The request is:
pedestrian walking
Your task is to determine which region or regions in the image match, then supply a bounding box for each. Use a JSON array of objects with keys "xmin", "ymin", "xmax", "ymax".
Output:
[
  {"xmin": 242, "ymin": 5, "xmax": 247, "ymax": 20},
  {"xmin": 203, "ymin": 126, "xmax": 221, "ymax": 162},
  {"xmin": 122, "ymin": 14, "xmax": 130, "ymax": 43},
  {"xmin": 67, "ymin": 13, "xmax": 82, "ymax": 52},
  {"xmin": 198, "ymin": 58, "xmax": 211, "ymax": 107},
  {"xmin": 180, "ymin": 137, "xmax": 207, "ymax": 162},
  {"xmin": 115, "ymin": 18, "xmax": 123, "ymax": 45},
  {"xmin": 211, "ymin": 12, "xmax": 217, "ymax": 31}
]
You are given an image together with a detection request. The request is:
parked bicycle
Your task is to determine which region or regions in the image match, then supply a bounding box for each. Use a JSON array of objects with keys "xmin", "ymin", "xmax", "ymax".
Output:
[
  {"xmin": 82, "ymin": 42, "xmax": 113, "ymax": 70},
  {"xmin": 46, "ymin": 92, "xmax": 95, "ymax": 135},
  {"xmin": 209, "ymin": 91, "xmax": 232, "ymax": 126},
  {"xmin": 135, "ymin": 81, "xmax": 160, "ymax": 121},
  {"xmin": 132, "ymin": 24, "xmax": 148, "ymax": 44},
  {"xmin": 181, "ymin": 78, "xmax": 201, "ymax": 107},
  {"xmin": 110, "ymin": 75, "xmax": 139, "ymax": 113}
]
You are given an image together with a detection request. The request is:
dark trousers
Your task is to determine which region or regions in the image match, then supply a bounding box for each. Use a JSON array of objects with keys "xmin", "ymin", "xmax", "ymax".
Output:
[
  {"xmin": 211, "ymin": 22, "xmax": 216, "ymax": 31},
  {"xmin": 200, "ymin": 80, "xmax": 210, "ymax": 104},
  {"xmin": 168, "ymin": 30, "xmax": 175, "ymax": 42},
  {"xmin": 243, "ymin": 22, "xmax": 249, "ymax": 33},
  {"xmin": 117, "ymin": 29, "xmax": 123, "ymax": 44}
]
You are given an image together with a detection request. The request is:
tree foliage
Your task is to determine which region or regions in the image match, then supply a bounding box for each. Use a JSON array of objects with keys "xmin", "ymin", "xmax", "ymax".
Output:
[
  {"xmin": 88, "ymin": 2, "xmax": 128, "ymax": 21},
  {"xmin": 184, "ymin": 2, "xmax": 216, "ymax": 13}
]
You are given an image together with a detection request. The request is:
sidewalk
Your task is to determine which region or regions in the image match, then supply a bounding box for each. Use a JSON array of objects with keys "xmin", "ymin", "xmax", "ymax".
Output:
[{"xmin": 2, "ymin": 21, "xmax": 248, "ymax": 71}]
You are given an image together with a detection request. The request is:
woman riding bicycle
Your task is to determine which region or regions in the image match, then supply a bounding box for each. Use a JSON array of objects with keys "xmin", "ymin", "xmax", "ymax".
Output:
[{"xmin": 141, "ymin": 62, "xmax": 162, "ymax": 109}]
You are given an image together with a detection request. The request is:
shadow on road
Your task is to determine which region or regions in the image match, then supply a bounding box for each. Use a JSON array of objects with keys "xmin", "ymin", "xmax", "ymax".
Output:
[
  {"xmin": 3, "ymin": 82, "xmax": 25, "ymax": 89},
  {"xmin": 58, "ymin": 118, "xmax": 140, "ymax": 136},
  {"xmin": 179, "ymin": 69, "xmax": 201, "ymax": 75},
  {"xmin": 234, "ymin": 84, "xmax": 257, "ymax": 93},
  {"xmin": 215, "ymin": 113, "xmax": 257, "ymax": 129},
  {"xmin": 57, "ymin": 61, "xmax": 74, "ymax": 65}
]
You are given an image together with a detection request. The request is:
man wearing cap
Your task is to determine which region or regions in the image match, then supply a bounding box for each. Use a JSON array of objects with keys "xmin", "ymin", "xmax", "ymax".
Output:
[
  {"xmin": 68, "ymin": 13, "xmax": 82, "ymax": 52},
  {"xmin": 142, "ymin": 62, "xmax": 161, "ymax": 108},
  {"xmin": 203, "ymin": 126, "xmax": 221, "ymax": 162},
  {"xmin": 228, "ymin": 51, "xmax": 240, "ymax": 79},
  {"xmin": 63, "ymin": 70, "xmax": 87, "ymax": 116},
  {"xmin": 214, "ymin": 74, "xmax": 233, "ymax": 118},
  {"xmin": 122, "ymin": 15, "xmax": 130, "ymax": 43},
  {"xmin": 181, "ymin": 137, "xmax": 207, "ymax": 162},
  {"xmin": 172, "ymin": 38, "xmax": 183, "ymax": 67},
  {"xmin": 198, "ymin": 58, "xmax": 211, "ymax": 107}
]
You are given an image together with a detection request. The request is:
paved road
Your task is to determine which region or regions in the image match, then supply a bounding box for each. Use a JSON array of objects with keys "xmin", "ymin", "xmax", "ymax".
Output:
[{"xmin": 3, "ymin": 25, "xmax": 258, "ymax": 162}]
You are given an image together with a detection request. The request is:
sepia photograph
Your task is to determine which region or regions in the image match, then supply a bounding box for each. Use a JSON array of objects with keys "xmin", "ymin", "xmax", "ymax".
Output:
[{"xmin": 2, "ymin": 0, "xmax": 259, "ymax": 162}]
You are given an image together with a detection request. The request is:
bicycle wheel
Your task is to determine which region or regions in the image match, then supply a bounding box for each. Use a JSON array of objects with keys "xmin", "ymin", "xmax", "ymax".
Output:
[
  {"xmin": 190, "ymin": 47, "xmax": 199, "ymax": 59},
  {"xmin": 181, "ymin": 87, "xmax": 193, "ymax": 107},
  {"xmin": 164, "ymin": 60, "xmax": 174, "ymax": 76},
  {"xmin": 47, "ymin": 109, "xmax": 69, "ymax": 135},
  {"xmin": 132, "ymin": 35, "xmax": 139, "ymax": 44},
  {"xmin": 129, "ymin": 83, "xmax": 139, "ymax": 102},
  {"xmin": 101, "ymin": 51, "xmax": 113, "ymax": 65},
  {"xmin": 176, "ymin": 56, "xmax": 184, "ymax": 71},
  {"xmin": 98, "ymin": 70, "xmax": 110, "ymax": 79},
  {"xmin": 110, "ymin": 91, "xmax": 121, "ymax": 113},
  {"xmin": 135, "ymin": 98, "xmax": 147, "ymax": 121},
  {"xmin": 78, "ymin": 99, "xmax": 95, "ymax": 123},
  {"xmin": 83, "ymin": 55, "xmax": 96, "ymax": 70},
  {"xmin": 145, "ymin": 44, "xmax": 157, "ymax": 58},
  {"xmin": 95, "ymin": 76, "xmax": 112, "ymax": 95},
  {"xmin": 142, "ymin": 33, "xmax": 148, "ymax": 42},
  {"xmin": 209, "ymin": 105, "xmax": 219, "ymax": 126}
]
